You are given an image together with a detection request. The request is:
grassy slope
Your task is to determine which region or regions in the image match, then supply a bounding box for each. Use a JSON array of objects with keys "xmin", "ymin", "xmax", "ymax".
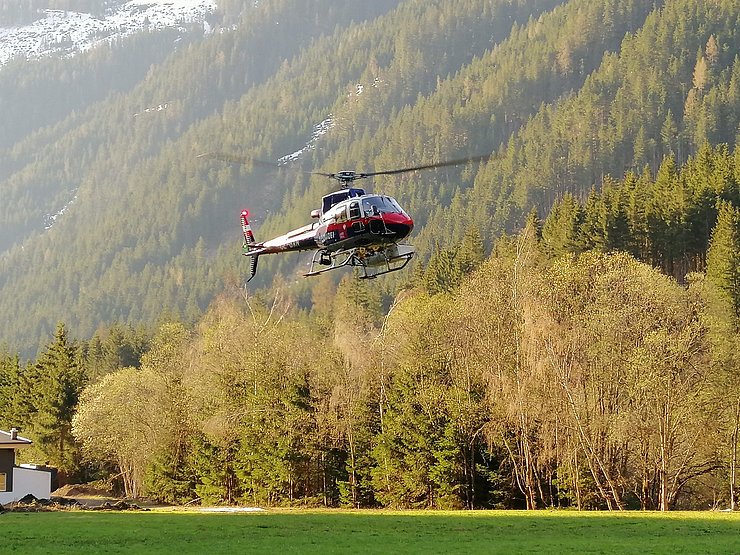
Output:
[{"xmin": 2, "ymin": 510, "xmax": 739, "ymax": 554}]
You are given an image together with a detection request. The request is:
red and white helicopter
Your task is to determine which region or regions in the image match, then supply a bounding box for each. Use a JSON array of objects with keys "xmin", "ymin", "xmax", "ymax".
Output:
[{"xmin": 205, "ymin": 154, "xmax": 488, "ymax": 282}]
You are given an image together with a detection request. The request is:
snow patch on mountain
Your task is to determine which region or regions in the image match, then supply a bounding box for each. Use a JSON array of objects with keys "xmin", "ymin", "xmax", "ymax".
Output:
[
  {"xmin": 278, "ymin": 115, "xmax": 335, "ymax": 164},
  {"xmin": 44, "ymin": 192, "xmax": 78, "ymax": 230},
  {"xmin": 134, "ymin": 102, "xmax": 170, "ymax": 117},
  {"xmin": 0, "ymin": 0, "xmax": 217, "ymax": 68}
]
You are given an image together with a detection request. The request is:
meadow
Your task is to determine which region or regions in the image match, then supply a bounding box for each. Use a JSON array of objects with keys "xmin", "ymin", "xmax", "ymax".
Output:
[{"xmin": 1, "ymin": 509, "xmax": 739, "ymax": 554}]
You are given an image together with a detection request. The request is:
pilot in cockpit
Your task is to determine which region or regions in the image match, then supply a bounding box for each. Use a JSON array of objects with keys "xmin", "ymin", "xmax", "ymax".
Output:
[{"xmin": 363, "ymin": 197, "xmax": 380, "ymax": 217}]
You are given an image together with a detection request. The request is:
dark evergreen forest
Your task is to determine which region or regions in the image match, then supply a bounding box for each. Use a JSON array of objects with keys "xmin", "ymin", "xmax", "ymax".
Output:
[{"xmin": 1, "ymin": 0, "xmax": 740, "ymax": 510}]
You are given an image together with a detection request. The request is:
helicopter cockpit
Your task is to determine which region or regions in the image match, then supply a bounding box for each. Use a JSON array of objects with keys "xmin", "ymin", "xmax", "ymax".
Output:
[
  {"xmin": 321, "ymin": 194, "xmax": 408, "ymax": 226},
  {"xmin": 360, "ymin": 195, "xmax": 407, "ymax": 217}
]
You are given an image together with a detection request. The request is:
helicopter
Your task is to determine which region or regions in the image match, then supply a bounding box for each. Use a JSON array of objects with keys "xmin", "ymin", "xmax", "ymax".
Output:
[{"xmin": 204, "ymin": 153, "xmax": 490, "ymax": 282}]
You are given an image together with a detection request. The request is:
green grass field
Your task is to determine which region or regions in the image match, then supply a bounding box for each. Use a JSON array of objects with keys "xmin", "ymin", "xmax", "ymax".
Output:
[{"xmin": 1, "ymin": 509, "xmax": 739, "ymax": 554}]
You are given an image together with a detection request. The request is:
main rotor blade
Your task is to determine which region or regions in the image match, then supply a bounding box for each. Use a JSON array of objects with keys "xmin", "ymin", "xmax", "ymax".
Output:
[
  {"xmin": 199, "ymin": 151, "xmax": 495, "ymax": 184},
  {"xmin": 308, "ymin": 171, "xmax": 338, "ymax": 178},
  {"xmin": 362, "ymin": 154, "xmax": 492, "ymax": 178}
]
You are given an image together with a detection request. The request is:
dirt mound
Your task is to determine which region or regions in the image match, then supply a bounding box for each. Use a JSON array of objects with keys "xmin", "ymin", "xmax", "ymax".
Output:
[
  {"xmin": 52, "ymin": 483, "xmax": 111, "ymax": 498},
  {"xmin": 0, "ymin": 495, "xmax": 82, "ymax": 512}
]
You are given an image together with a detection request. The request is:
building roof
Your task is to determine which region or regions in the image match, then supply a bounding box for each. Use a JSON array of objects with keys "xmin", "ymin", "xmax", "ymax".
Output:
[{"xmin": 0, "ymin": 429, "xmax": 32, "ymax": 448}]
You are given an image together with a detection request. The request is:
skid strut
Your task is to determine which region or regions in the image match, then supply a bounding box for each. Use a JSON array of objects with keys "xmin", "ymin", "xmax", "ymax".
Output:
[{"xmin": 304, "ymin": 244, "xmax": 414, "ymax": 279}]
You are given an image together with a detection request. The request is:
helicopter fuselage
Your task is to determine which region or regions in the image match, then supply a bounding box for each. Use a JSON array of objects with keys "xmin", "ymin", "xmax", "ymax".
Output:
[
  {"xmin": 246, "ymin": 192, "xmax": 413, "ymax": 254},
  {"xmin": 240, "ymin": 190, "xmax": 414, "ymax": 281},
  {"xmin": 314, "ymin": 193, "xmax": 413, "ymax": 251}
]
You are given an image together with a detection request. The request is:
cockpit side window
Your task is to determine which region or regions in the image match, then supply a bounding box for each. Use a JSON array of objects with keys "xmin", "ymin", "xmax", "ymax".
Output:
[
  {"xmin": 325, "ymin": 203, "xmax": 347, "ymax": 223},
  {"xmin": 349, "ymin": 201, "xmax": 361, "ymax": 220},
  {"xmin": 362, "ymin": 197, "xmax": 379, "ymax": 216}
]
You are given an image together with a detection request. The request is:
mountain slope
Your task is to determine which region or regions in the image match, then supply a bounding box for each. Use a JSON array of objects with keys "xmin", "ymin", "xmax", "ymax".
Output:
[{"xmin": 1, "ymin": 0, "xmax": 738, "ymax": 356}]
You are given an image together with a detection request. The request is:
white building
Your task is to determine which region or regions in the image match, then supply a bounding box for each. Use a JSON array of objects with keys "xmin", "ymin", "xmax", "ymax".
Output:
[{"xmin": 0, "ymin": 428, "xmax": 54, "ymax": 505}]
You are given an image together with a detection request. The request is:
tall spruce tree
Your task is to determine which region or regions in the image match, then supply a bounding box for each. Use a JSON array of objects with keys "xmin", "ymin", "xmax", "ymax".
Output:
[
  {"xmin": 541, "ymin": 192, "xmax": 585, "ymax": 258},
  {"xmin": 455, "ymin": 226, "xmax": 487, "ymax": 277},
  {"xmin": 0, "ymin": 348, "xmax": 22, "ymax": 428},
  {"xmin": 707, "ymin": 201, "xmax": 740, "ymax": 321},
  {"xmin": 25, "ymin": 323, "xmax": 86, "ymax": 481}
]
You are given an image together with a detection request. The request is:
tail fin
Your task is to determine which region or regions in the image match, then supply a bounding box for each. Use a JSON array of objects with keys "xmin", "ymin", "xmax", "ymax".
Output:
[
  {"xmin": 241, "ymin": 210, "xmax": 255, "ymax": 244},
  {"xmin": 240, "ymin": 210, "xmax": 259, "ymax": 282},
  {"xmin": 248, "ymin": 254, "xmax": 259, "ymax": 282}
]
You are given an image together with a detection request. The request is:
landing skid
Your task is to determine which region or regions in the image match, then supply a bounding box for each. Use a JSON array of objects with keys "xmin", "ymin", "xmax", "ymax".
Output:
[{"xmin": 305, "ymin": 244, "xmax": 414, "ymax": 279}]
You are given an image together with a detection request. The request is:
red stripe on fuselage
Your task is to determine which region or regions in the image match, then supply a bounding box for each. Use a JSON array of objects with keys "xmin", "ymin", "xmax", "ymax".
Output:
[{"xmin": 319, "ymin": 212, "xmax": 414, "ymax": 250}]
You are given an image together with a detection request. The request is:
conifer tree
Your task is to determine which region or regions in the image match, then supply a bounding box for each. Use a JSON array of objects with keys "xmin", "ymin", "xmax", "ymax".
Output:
[
  {"xmin": 0, "ymin": 349, "xmax": 22, "ymax": 428},
  {"xmin": 26, "ymin": 323, "xmax": 86, "ymax": 481},
  {"xmin": 371, "ymin": 294, "xmax": 463, "ymax": 509},
  {"xmin": 707, "ymin": 201, "xmax": 740, "ymax": 321},
  {"xmin": 455, "ymin": 226, "xmax": 486, "ymax": 277},
  {"xmin": 580, "ymin": 188, "xmax": 607, "ymax": 251},
  {"xmin": 541, "ymin": 193, "xmax": 585, "ymax": 258},
  {"xmin": 423, "ymin": 245, "xmax": 460, "ymax": 295}
]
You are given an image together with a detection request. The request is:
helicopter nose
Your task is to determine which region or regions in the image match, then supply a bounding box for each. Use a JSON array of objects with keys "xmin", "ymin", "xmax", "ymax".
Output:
[
  {"xmin": 382, "ymin": 213, "xmax": 414, "ymax": 240},
  {"xmin": 402, "ymin": 215, "xmax": 414, "ymax": 238}
]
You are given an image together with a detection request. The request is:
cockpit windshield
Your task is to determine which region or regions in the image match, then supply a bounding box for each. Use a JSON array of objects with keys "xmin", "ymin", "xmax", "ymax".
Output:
[{"xmin": 361, "ymin": 195, "xmax": 406, "ymax": 217}]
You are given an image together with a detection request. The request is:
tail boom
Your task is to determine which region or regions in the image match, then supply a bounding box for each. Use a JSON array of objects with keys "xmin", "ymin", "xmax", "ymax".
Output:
[{"xmin": 239, "ymin": 209, "xmax": 320, "ymax": 283}]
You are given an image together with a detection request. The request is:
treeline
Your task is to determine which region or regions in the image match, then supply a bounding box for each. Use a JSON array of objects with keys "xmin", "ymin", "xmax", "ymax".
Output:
[
  {"xmin": 2, "ymin": 145, "xmax": 739, "ymax": 509},
  {"xmin": 540, "ymin": 144, "xmax": 740, "ymax": 279},
  {"xmin": 417, "ymin": 143, "xmax": 740, "ymax": 295},
  {"xmin": 3, "ymin": 239, "xmax": 738, "ymax": 510},
  {"xmin": 0, "ymin": 321, "xmax": 149, "ymax": 482}
]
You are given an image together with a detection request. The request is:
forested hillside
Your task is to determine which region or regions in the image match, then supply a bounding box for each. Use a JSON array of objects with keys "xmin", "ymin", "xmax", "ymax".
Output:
[
  {"xmin": 1, "ymin": 0, "xmax": 740, "ymax": 511},
  {"xmin": 1, "ymin": 0, "xmax": 738, "ymax": 356}
]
